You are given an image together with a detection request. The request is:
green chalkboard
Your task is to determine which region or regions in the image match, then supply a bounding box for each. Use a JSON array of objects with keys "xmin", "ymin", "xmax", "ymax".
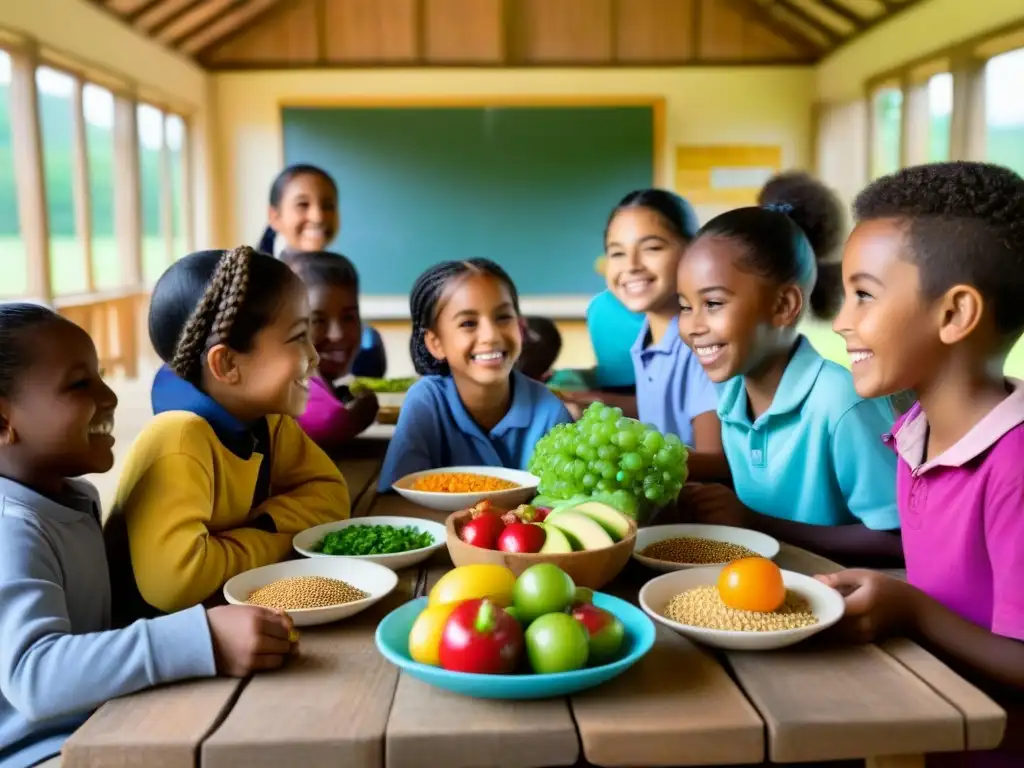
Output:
[{"xmin": 281, "ymin": 105, "xmax": 654, "ymax": 296}]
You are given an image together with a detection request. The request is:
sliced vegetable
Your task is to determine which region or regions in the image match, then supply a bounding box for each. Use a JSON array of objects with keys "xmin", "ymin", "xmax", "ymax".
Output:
[{"xmin": 313, "ymin": 524, "xmax": 434, "ymax": 556}]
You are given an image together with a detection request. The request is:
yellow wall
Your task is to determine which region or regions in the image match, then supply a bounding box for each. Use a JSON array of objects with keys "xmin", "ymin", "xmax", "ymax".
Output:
[
  {"xmin": 817, "ymin": 0, "xmax": 1024, "ymax": 102},
  {"xmin": 211, "ymin": 67, "xmax": 816, "ymax": 255}
]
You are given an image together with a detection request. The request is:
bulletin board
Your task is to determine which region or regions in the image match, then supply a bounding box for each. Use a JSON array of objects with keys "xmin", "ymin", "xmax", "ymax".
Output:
[{"xmin": 675, "ymin": 145, "xmax": 782, "ymax": 206}]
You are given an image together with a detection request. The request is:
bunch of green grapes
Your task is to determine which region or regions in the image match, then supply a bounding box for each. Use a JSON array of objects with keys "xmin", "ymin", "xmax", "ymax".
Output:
[{"xmin": 528, "ymin": 402, "xmax": 688, "ymax": 512}]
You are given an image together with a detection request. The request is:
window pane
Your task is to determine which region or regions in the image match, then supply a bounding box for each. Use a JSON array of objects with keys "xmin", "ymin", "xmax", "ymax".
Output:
[
  {"xmin": 985, "ymin": 48, "xmax": 1024, "ymax": 175},
  {"xmin": 37, "ymin": 66, "xmax": 85, "ymax": 296},
  {"xmin": 872, "ymin": 87, "xmax": 903, "ymax": 178},
  {"xmin": 927, "ymin": 73, "xmax": 952, "ymax": 162},
  {"xmin": 84, "ymin": 84, "xmax": 118, "ymax": 290},
  {"xmin": 138, "ymin": 103, "xmax": 165, "ymax": 284},
  {"xmin": 0, "ymin": 51, "xmax": 25, "ymax": 297},
  {"xmin": 166, "ymin": 114, "xmax": 187, "ymax": 260}
]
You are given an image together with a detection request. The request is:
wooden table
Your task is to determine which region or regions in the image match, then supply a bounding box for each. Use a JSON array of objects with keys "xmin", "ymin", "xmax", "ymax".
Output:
[{"xmin": 64, "ymin": 448, "xmax": 1006, "ymax": 768}]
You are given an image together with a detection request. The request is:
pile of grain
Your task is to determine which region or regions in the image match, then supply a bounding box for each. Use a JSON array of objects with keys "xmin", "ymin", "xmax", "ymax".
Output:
[
  {"xmin": 641, "ymin": 536, "xmax": 759, "ymax": 565},
  {"xmin": 412, "ymin": 472, "xmax": 519, "ymax": 493},
  {"xmin": 664, "ymin": 586, "xmax": 818, "ymax": 632},
  {"xmin": 246, "ymin": 576, "xmax": 369, "ymax": 610}
]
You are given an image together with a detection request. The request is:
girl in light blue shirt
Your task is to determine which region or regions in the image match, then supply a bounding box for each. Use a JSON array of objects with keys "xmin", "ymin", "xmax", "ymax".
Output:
[{"xmin": 378, "ymin": 260, "xmax": 571, "ymax": 491}]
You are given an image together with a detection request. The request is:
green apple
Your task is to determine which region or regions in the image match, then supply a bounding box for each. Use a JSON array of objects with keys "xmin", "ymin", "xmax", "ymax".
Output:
[
  {"xmin": 512, "ymin": 564, "xmax": 576, "ymax": 624},
  {"xmin": 525, "ymin": 612, "xmax": 589, "ymax": 673}
]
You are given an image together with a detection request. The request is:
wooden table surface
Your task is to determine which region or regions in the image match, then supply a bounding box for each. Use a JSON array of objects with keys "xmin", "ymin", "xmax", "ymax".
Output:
[{"xmin": 63, "ymin": 443, "xmax": 1006, "ymax": 768}]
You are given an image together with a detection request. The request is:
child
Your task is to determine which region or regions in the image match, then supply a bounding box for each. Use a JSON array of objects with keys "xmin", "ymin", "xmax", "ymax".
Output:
[
  {"xmin": 677, "ymin": 172, "xmax": 902, "ymax": 565},
  {"xmin": 0, "ymin": 304, "xmax": 296, "ymax": 768},
  {"xmin": 377, "ymin": 260, "xmax": 572, "ymax": 491},
  {"xmin": 604, "ymin": 190, "xmax": 721, "ymax": 454},
  {"xmin": 106, "ymin": 246, "xmax": 350, "ymax": 621},
  {"xmin": 283, "ymin": 250, "xmax": 380, "ymax": 449},
  {"xmin": 818, "ymin": 162, "xmax": 1024, "ymax": 765},
  {"xmin": 517, "ymin": 316, "xmax": 563, "ymax": 382},
  {"xmin": 258, "ymin": 163, "xmax": 387, "ymax": 379}
]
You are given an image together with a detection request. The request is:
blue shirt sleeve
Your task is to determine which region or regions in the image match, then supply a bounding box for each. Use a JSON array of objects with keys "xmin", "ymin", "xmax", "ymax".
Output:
[
  {"xmin": 830, "ymin": 399, "xmax": 900, "ymax": 531},
  {"xmin": 378, "ymin": 383, "xmax": 442, "ymax": 491},
  {"xmin": 0, "ymin": 515, "xmax": 216, "ymax": 723}
]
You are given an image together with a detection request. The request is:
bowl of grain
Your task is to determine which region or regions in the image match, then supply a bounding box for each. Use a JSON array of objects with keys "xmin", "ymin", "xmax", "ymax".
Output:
[
  {"xmin": 632, "ymin": 524, "xmax": 780, "ymax": 572},
  {"xmin": 223, "ymin": 557, "xmax": 399, "ymax": 627},
  {"xmin": 639, "ymin": 565, "xmax": 844, "ymax": 650},
  {"xmin": 392, "ymin": 466, "xmax": 539, "ymax": 512}
]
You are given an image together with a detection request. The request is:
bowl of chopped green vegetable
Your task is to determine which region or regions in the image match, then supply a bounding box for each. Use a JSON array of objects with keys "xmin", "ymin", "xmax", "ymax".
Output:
[{"xmin": 293, "ymin": 516, "xmax": 447, "ymax": 570}]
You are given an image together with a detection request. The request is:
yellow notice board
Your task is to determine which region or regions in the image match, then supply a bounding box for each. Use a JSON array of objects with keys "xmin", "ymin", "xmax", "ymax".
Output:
[{"xmin": 675, "ymin": 145, "xmax": 782, "ymax": 205}]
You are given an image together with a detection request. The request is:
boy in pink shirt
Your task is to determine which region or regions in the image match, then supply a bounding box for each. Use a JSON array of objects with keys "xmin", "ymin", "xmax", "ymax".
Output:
[
  {"xmin": 284, "ymin": 251, "xmax": 378, "ymax": 449},
  {"xmin": 823, "ymin": 162, "xmax": 1024, "ymax": 766}
]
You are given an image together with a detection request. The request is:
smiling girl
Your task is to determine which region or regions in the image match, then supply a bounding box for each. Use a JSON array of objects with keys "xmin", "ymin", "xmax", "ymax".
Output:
[
  {"xmin": 377, "ymin": 260, "xmax": 572, "ymax": 491},
  {"xmin": 106, "ymin": 247, "xmax": 350, "ymax": 621},
  {"xmin": 677, "ymin": 172, "xmax": 902, "ymax": 565}
]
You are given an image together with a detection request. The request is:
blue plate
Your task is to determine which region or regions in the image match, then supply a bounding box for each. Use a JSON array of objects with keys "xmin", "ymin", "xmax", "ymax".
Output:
[{"xmin": 374, "ymin": 592, "xmax": 656, "ymax": 699}]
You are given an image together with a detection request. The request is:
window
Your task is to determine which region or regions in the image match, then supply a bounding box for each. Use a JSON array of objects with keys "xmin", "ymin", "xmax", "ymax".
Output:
[
  {"xmin": 138, "ymin": 102, "xmax": 165, "ymax": 285},
  {"xmin": 985, "ymin": 48, "xmax": 1024, "ymax": 174},
  {"xmin": 0, "ymin": 50, "xmax": 25, "ymax": 297},
  {"xmin": 36, "ymin": 66, "xmax": 87, "ymax": 296},
  {"xmin": 84, "ymin": 83, "xmax": 118, "ymax": 290},
  {"xmin": 927, "ymin": 72, "xmax": 952, "ymax": 162},
  {"xmin": 166, "ymin": 114, "xmax": 188, "ymax": 260},
  {"xmin": 871, "ymin": 87, "xmax": 903, "ymax": 178}
]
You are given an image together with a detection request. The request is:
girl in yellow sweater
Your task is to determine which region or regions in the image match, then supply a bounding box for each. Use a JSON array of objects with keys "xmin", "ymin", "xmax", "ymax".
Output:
[{"xmin": 106, "ymin": 246, "xmax": 350, "ymax": 621}]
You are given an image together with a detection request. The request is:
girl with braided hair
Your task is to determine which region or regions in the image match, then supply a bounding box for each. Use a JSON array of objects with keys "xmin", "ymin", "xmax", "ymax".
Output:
[
  {"xmin": 106, "ymin": 247, "xmax": 350, "ymax": 621},
  {"xmin": 377, "ymin": 259, "xmax": 571, "ymax": 492}
]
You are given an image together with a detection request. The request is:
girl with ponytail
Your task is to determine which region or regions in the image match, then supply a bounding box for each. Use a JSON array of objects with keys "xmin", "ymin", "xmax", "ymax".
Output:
[
  {"xmin": 377, "ymin": 259, "xmax": 571, "ymax": 491},
  {"xmin": 676, "ymin": 172, "xmax": 903, "ymax": 565},
  {"xmin": 260, "ymin": 164, "xmax": 387, "ymax": 378}
]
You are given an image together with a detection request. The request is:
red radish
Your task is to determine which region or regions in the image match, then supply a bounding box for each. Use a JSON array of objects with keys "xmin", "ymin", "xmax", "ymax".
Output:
[
  {"xmin": 497, "ymin": 522, "xmax": 546, "ymax": 553},
  {"xmin": 439, "ymin": 599, "xmax": 523, "ymax": 674},
  {"xmin": 571, "ymin": 603, "xmax": 625, "ymax": 665},
  {"xmin": 460, "ymin": 514, "xmax": 505, "ymax": 550}
]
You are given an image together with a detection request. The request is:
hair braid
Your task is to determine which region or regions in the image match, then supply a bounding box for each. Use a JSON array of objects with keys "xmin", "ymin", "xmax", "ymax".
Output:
[{"xmin": 170, "ymin": 246, "xmax": 253, "ymax": 382}]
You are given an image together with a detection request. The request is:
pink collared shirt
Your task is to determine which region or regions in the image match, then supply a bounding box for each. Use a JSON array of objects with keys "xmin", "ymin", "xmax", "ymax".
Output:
[
  {"xmin": 296, "ymin": 375, "xmax": 358, "ymax": 448},
  {"xmin": 889, "ymin": 379, "xmax": 1024, "ymax": 641}
]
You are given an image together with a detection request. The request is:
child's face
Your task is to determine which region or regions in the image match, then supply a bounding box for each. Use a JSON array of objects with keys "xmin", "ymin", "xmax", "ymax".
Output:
[
  {"xmin": 308, "ymin": 283, "xmax": 361, "ymax": 382},
  {"xmin": 677, "ymin": 236, "xmax": 797, "ymax": 383},
  {"xmin": 1, "ymin": 320, "xmax": 118, "ymax": 480},
  {"xmin": 425, "ymin": 273, "xmax": 523, "ymax": 388},
  {"xmin": 833, "ymin": 219, "xmax": 942, "ymax": 398},
  {"xmin": 268, "ymin": 173, "xmax": 339, "ymax": 252},
  {"xmin": 605, "ymin": 208, "xmax": 686, "ymax": 315},
  {"xmin": 216, "ymin": 280, "xmax": 319, "ymax": 418}
]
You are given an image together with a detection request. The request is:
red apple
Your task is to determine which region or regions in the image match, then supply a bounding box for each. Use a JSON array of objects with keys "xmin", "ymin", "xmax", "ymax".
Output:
[
  {"xmin": 497, "ymin": 522, "xmax": 546, "ymax": 553},
  {"xmin": 460, "ymin": 513, "xmax": 505, "ymax": 550},
  {"xmin": 571, "ymin": 603, "xmax": 625, "ymax": 665}
]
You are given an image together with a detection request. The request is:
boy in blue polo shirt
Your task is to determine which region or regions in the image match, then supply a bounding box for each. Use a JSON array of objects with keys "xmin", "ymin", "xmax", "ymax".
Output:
[
  {"xmin": 378, "ymin": 260, "xmax": 571, "ymax": 491},
  {"xmin": 677, "ymin": 172, "xmax": 901, "ymax": 565}
]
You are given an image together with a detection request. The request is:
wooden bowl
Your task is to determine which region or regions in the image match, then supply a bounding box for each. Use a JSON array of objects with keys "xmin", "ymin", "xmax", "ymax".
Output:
[{"xmin": 445, "ymin": 508, "xmax": 637, "ymax": 590}]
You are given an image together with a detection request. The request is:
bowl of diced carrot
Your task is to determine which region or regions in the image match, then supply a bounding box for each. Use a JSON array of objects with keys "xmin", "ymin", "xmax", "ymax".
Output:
[{"xmin": 392, "ymin": 466, "xmax": 539, "ymax": 512}]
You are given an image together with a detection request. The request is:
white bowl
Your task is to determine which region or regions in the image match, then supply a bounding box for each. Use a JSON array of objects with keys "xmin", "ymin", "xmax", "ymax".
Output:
[
  {"xmin": 292, "ymin": 516, "xmax": 447, "ymax": 570},
  {"xmin": 223, "ymin": 557, "xmax": 399, "ymax": 627},
  {"xmin": 632, "ymin": 523, "xmax": 781, "ymax": 572},
  {"xmin": 392, "ymin": 466, "xmax": 539, "ymax": 512},
  {"xmin": 639, "ymin": 565, "xmax": 845, "ymax": 651}
]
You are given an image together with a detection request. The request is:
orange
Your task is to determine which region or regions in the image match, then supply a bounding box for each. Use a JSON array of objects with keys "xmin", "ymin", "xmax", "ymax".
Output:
[{"xmin": 717, "ymin": 557, "xmax": 785, "ymax": 613}]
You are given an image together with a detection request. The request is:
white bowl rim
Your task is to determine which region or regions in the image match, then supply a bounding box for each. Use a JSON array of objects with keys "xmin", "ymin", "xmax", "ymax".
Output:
[
  {"xmin": 224, "ymin": 560, "xmax": 400, "ymax": 614},
  {"xmin": 639, "ymin": 566, "xmax": 845, "ymax": 640},
  {"xmin": 293, "ymin": 516, "xmax": 447, "ymax": 559},
  {"xmin": 633, "ymin": 523, "xmax": 781, "ymax": 566},
  {"xmin": 392, "ymin": 465, "xmax": 540, "ymax": 495}
]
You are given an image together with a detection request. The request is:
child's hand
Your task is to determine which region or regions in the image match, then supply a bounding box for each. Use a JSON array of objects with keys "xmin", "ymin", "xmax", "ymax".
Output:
[
  {"xmin": 346, "ymin": 391, "xmax": 379, "ymax": 430},
  {"xmin": 206, "ymin": 605, "xmax": 298, "ymax": 677},
  {"xmin": 815, "ymin": 569, "xmax": 919, "ymax": 644},
  {"xmin": 681, "ymin": 483, "xmax": 750, "ymax": 527}
]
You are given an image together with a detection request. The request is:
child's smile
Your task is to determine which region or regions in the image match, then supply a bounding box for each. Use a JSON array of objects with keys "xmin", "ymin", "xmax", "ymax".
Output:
[{"xmin": 605, "ymin": 208, "xmax": 685, "ymax": 315}]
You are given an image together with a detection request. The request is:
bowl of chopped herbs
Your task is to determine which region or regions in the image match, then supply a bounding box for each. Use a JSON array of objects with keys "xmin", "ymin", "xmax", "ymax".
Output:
[{"xmin": 293, "ymin": 516, "xmax": 447, "ymax": 570}]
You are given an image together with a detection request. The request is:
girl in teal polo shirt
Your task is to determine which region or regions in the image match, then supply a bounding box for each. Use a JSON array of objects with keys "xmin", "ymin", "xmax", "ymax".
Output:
[{"xmin": 676, "ymin": 172, "xmax": 902, "ymax": 565}]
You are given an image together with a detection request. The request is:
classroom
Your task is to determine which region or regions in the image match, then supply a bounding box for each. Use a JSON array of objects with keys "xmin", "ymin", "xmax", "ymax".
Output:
[{"xmin": 1, "ymin": 1, "xmax": 1023, "ymax": 767}]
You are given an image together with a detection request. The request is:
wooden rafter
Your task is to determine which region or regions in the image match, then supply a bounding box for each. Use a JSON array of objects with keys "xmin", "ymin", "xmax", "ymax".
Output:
[
  {"xmin": 772, "ymin": 0, "xmax": 843, "ymax": 45},
  {"xmin": 723, "ymin": 0, "xmax": 823, "ymax": 56},
  {"xmin": 812, "ymin": 0, "xmax": 865, "ymax": 28},
  {"xmin": 157, "ymin": 0, "xmax": 247, "ymax": 45},
  {"xmin": 183, "ymin": 0, "xmax": 287, "ymax": 57}
]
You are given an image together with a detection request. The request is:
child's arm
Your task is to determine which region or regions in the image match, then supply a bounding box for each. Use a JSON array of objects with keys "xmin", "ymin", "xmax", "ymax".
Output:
[
  {"xmin": 254, "ymin": 416, "xmax": 351, "ymax": 534},
  {"xmin": 0, "ymin": 516, "xmax": 216, "ymax": 721},
  {"xmin": 687, "ymin": 412, "xmax": 731, "ymax": 483},
  {"xmin": 377, "ymin": 390, "xmax": 440, "ymax": 491},
  {"xmin": 122, "ymin": 454, "xmax": 293, "ymax": 613}
]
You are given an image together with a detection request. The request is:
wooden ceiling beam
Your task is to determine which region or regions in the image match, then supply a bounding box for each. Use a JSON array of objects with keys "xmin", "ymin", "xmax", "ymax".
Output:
[
  {"xmin": 723, "ymin": 0, "xmax": 823, "ymax": 57},
  {"xmin": 772, "ymin": 0, "xmax": 842, "ymax": 45},
  {"xmin": 158, "ymin": 0, "xmax": 246, "ymax": 45},
  {"xmin": 811, "ymin": 0, "xmax": 864, "ymax": 28},
  {"xmin": 125, "ymin": 0, "xmax": 169, "ymax": 22},
  {"xmin": 184, "ymin": 0, "xmax": 285, "ymax": 57},
  {"xmin": 137, "ymin": 0, "xmax": 204, "ymax": 33},
  {"xmin": 828, "ymin": 0, "xmax": 929, "ymax": 53}
]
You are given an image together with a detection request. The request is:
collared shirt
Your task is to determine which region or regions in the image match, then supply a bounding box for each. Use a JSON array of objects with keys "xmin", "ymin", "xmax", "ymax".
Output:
[
  {"xmin": 889, "ymin": 379, "xmax": 1024, "ymax": 641},
  {"xmin": 630, "ymin": 316, "xmax": 717, "ymax": 446},
  {"xmin": 586, "ymin": 290, "xmax": 646, "ymax": 388},
  {"xmin": 719, "ymin": 336, "xmax": 900, "ymax": 529},
  {"xmin": 377, "ymin": 370, "xmax": 573, "ymax": 490}
]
